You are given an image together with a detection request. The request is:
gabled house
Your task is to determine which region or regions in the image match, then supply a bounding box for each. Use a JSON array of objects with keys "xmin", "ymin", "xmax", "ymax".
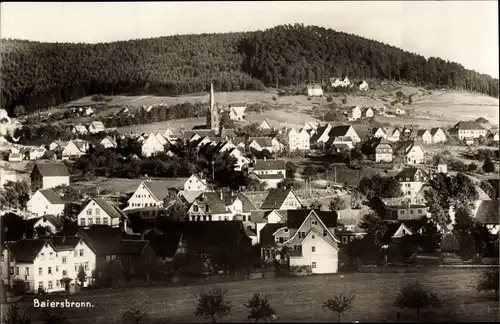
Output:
[
  {"xmin": 361, "ymin": 107, "xmax": 374, "ymax": 118},
  {"xmin": 449, "ymin": 121, "xmax": 487, "ymax": 140},
  {"xmin": 32, "ymin": 215, "xmax": 63, "ymax": 234},
  {"xmin": 387, "ymin": 203, "xmax": 429, "ymax": 221},
  {"xmin": 8, "ymin": 151, "xmax": 23, "ymax": 162},
  {"xmin": 154, "ymin": 133, "xmax": 168, "ymax": 146},
  {"xmin": 362, "ymin": 138, "xmax": 393, "ymax": 163},
  {"xmin": 260, "ymin": 188, "xmax": 302, "ymax": 211},
  {"xmin": 187, "ymin": 191, "xmax": 256, "ymax": 223},
  {"xmin": 29, "ymin": 147, "xmax": 46, "ymax": 160},
  {"xmin": 72, "ymin": 125, "xmax": 88, "ymax": 135},
  {"xmin": 49, "ymin": 140, "xmax": 67, "ymax": 152},
  {"xmin": 415, "ymin": 130, "xmax": 432, "ymax": 144},
  {"xmin": 62, "ymin": 140, "xmax": 89, "ymax": 159},
  {"xmin": 163, "ymin": 128, "xmax": 181, "ymax": 141},
  {"xmin": 394, "ymin": 106, "xmax": 406, "ymax": 115},
  {"xmin": 473, "ymin": 200, "xmax": 499, "ymax": 234},
  {"xmin": 257, "ymin": 120, "xmax": 273, "ymax": 131},
  {"xmin": 310, "ymin": 124, "xmax": 333, "ymax": 146},
  {"xmin": 27, "ymin": 188, "xmax": 65, "ymax": 218},
  {"xmin": 184, "ymin": 174, "xmax": 208, "ymax": 192},
  {"xmin": 347, "ymin": 106, "xmax": 361, "ymax": 121},
  {"xmin": 248, "ymin": 137, "xmax": 282, "ymax": 153},
  {"xmin": 286, "ymin": 128, "xmax": 311, "ymax": 151},
  {"xmin": 31, "ymin": 162, "xmax": 70, "ymax": 192},
  {"xmin": 218, "ymin": 140, "xmax": 237, "ymax": 153},
  {"xmin": 382, "ymin": 220, "xmax": 426, "ymax": 243},
  {"xmin": 100, "ymin": 136, "xmax": 117, "ymax": 149},
  {"xmin": 394, "ymin": 141, "xmax": 425, "ymax": 165},
  {"xmin": 396, "ymin": 167, "xmax": 429, "ymax": 197},
  {"xmin": 85, "ymin": 107, "xmax": 94, "ymax": 116},
  {"xmin": 125, "ymin": 180, "xmax": 171, "ymax": 210},
  {"xmin": 228, "ymin": 103, "xmax": 246, "ymax": 121},
  {"xmin": 358, "ymin": 80, "xmax": 369, "ymax": 91},
  {"xmin": 229, "ymin": 147, "xmax": 251, "ymax": 172},
  {"xmin": 327, "ymin": 125, "xmax": 361, "ymax": 145},
  {"xmin": 307, "ymin": 84, "xmax": 323, "ymax": 97},
  {"xmin": 283, "ymin": 209, "xmax": 340, "ymax": 274},
  {"xmin": 77, "ymin": 198, "xmax": 128, "ymax": 229},
  {"xmin": 249, "ymin": 159, "xmax": 286, "ymax": 189},
  {"xmin": 430, "ymin": 127, "xmax": 447, "ymax": 144},
  {"xmin": 373, "ymin": 127, "xmax": 387, "ymax": 139},
  {"xmin": 385, "ymin": 128, "xmax": 401, "ymax": 142},
  {"xmin": 88, "ymin": 121, "xmax": 105, "ymax": 134},
  {"xmin": 141, "ymin": 134, "xmax": 165, "ymax": 157},
  {"xmin": 303, "ymin": 121, "xmax": 319, "ymax": 132}
]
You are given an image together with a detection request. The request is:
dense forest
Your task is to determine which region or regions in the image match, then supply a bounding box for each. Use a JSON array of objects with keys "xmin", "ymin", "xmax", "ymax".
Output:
[{"xmin": 1, "ymin": 24, "xmax": 498, "ymax": 115}]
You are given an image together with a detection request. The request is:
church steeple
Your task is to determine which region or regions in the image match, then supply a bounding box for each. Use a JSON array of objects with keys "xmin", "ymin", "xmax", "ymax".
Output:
[{"xmin": 206, "ymin": 83, "xmax": 220, "ymax": 134}]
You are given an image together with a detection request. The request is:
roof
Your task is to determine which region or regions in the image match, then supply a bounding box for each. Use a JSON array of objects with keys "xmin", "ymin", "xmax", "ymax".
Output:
[
  {"xmin": 453, "ymin": 121, "xmax": 484, "ymax": 131},
  {"xmin": 430, "ymin": 127, "xmax": 443, "ymax": 136},
  {"xmin": 35, "ymin": 215, "xmax": 63, "ymax": 228},
  {"xmin": 249, "ymin": 137, "xmax": 273, "ymax": 148},
  {"xmin": 92, "ymin": 198, "xmax": 126, "ymax": 219},
  {"xmin": 328, "ymin": 125, "xmax": 352, "ymax": 138},
  {"xmin": 259, "ymin": 223, "xmax": 286, "ymax": 248},
  {"xmin": 253, "ymin": 159, "xmax": 286, "ymax": 171},
  {"xmin": 260, "ymin": 189, "xmax": 297, "ymax": 210},
  {"xmin": 49, "ymin": 236, "xmax": 82, "ymax": 251},
  {"xmin": 416, "ymin": 129, "xmax": 429, "ymax": 137},
  {"xmin": 251, "ymin": 173, "xmax": 285, "ymax": 180},
  {"xmin": 144, "ymin": 229, "xmax": 181, "ymax": 258},
  {"xmin": 38, "ymin": 188, "xmax": 64, "ymax": 205},
  {"xmin": 179, "ymin": 190, "xmax": 204, "ymax": 204},
  {"xmin": 90, "ymin": 121, "xmax": 105, "ymax": 129},
  {"xmin": 395, "ymin": 167, "xmax": 428, "ymax": 179},
  {"xmin": 221, "ymin": 128, "xmax": 237, "ymax": 138},
  {"xmin": 264, "ymin": 210, "xmax": 289, "ymax": 222},
  {"xmin": 475, "ymin": 200, "xmax": 499, "ymax": 224},
  {"xmin": 33, "ymin": 162, "xmax": 70, "ymax": 177},
  {"xmin": 78, "ymin": 226, "xmax": 143, "ymax": 256},
  {"xmin": 6, "ymin": 239, "xmax": 48, "ymax": 262},
  {"xmin": 286, "ymin": 209, "xmax": 338, "ymax": 229},
  {"xmin": 142, "ymin": 181, "xmax": 171, "ymax": 202}
]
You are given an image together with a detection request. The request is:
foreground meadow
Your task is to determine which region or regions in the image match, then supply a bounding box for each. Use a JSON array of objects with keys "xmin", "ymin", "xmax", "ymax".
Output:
[{"xmin": 17, "ymin": 268, "xmax": 499, "ymax": 323}]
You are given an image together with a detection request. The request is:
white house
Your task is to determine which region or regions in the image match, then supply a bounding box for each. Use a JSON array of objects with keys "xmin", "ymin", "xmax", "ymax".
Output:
[
  {"xmin": 307, "ymin": 84, "xmax": 323, "ymax": 97},
  {"xmin": 85, "ymin": 107, "xmax": 94, "ymax": 116},
  {"xmin": 311, "ymin": 124, "xmax": 333, "ymax": 145},
  {"xmin": 374, "ymin": 140, "xmax": 393, "ymax": 163},
  {"xmin": 373, "ymin": 127, "xmax": 387, "ymax": 139},
  {"xmin": 287, "ymin": 128, "xmax": 310, "ymax": 151},
  {"xmin": 77, "ymin": 198, "xmax": 126, "ymax": 228},
  {"xmin": 184, "ymin": 174, "xmax": 208, "ymax": 192},
  {"xmin": 249, "ymin": 137, "xmax": 282, "ymax": 153},
  {"xmin": 88, "ymin": 121, "xmax": 105, "ymax": 134},
  {"xmin": 430, "ymin": 128, "xmax": 447, "ymax": 144},
  {"xmin": 32, "ymin": 215, "xmax": 63, "ymax": 234},
  {"xmin": 72, "ymin": 125, "xmax": 88, "ymax": 135},
  {"xmin": 62, "ymin": 140, "xmax": 89, "ymax": 159},
  {"xmin": 327, "ymin": 125, "xmax": 361, "ymax": 145},
  {"xmin": 228, "ymin": 103, "xmax": 246, "ymax": 121},
  {"xmin": 100, "ymin": 136, "xmax": 117, "ymax": 149},
  {"xmin": 29, "ymin": 147, "xmax": 46, "ymax": 160},
  {"xmin": 187, "ymin": 191, "xmax": 256, "ymax": 224},
  {"xmin": 229, "ymin": 147, "xmax": 251, "ymax": 171},
  {"xmin": 154, "ymin": 133, "xmax": 168, "ymax": 146},
  {"xmin": 141, "ymin": 134, "xmax": 165, "ymax": 157},
  {"xmin": 347, "ymin": 106, "xmax": 362, "ymax": 121},
  {"xmin": 386, "ymin": 128, "xmax": 401, "ymax": 142},
  {"xmin": 395, "ymin": 141, "xmax": 425, "ymax": 165},
  {"xmin": 49, "ymin": 140, "xmax": 67, "ymax": 151},
  {"xmin": 30, "ymin": 163, "xmax": 70, "ymax": 191},
  {"xmin": 473, "ymin": 200, "xmax": 499, "ymax": 234},
  {"xmin": 257, "ymin": 120, "xmax": 273, "ymax": 131},
  {"xmin": 163, "ymin": 128, "xmax": 181, "ymax": 141},
  {"xmin": 260, "ymin": 188, "xmax": 302, "ymax": 211},
  {"xmin": 125, "ymin": 180, "xmax": 171, "ymax": 210},
  {"xmin": 27, "ymin": 188, "xmax": 65, "ymax": 218},
  {"xmin": 362, "ymin": 107, "xmax": 374, "ymax": 118},
  {"xmin": 449, "ymin": 121, "xmax": 487, "ymax": 140},
  {"xmin": 358, "ymin": 80, "xmax": 369, "ymax": 91},
  {"xmin": 283, "ymin": 210, "xmax": 340, "ymax": 274},
  {"xmin": 394, "ymin": 106, "xmax": 406, "ymax": 116},
  {"xmin": 416, "ymin": 130, "xmax": 432, "ymax": 144},
  {"xmin": 396, "ymin": 167, "xmax": 429, "ymax": 197},
  {"xmin": 249, "ymin": 159, "xmax": 286, "ymax": 189}
]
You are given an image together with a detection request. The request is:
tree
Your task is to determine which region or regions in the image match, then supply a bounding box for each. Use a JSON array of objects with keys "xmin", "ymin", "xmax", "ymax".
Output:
[
  {"xmin": 3, "ymin": 304, "xmax": 31, "ymax": 324},
  {"xmin": 329, "ymin": 197, "xmax": 346, "ymax": 211},
  {"xmin": 121, "ymin": 307, "xmax": 148, "ymax": 324},
  {"xmin": 244, "ymin": 293, "xmax": 276, "ymax": 323},
  {"xmin": 393, "ymin": 281, "xmax": 442, "ymax": 320},
  {"xmin": 323, "ymin": 293, "xmax": 355, "ymax": 323},
  {"xmin": 0, "ymin": 180, "xmax": 31, "ymax": 210},
  {"xmin": 482, "ymin": 154, "xmax": 495, "ymax": 173},
  {"xmin": 359, "ymin": 213, "xmax": 388, "ymax": 246},
  {"xmin": 477, "ymin": 269, "xmax": 500, "ymax": 300},
  {"xmin": 13, "ymin": 105, "xmax": 26, "ymax": 117},
  {"xmin": 162, "ymin": 199, "xmax": 188, "ymax": 221},
  {"xmin": 309, "ymin": 200, "xmax": 322, "ymax": 211},
  {"xmin": 77, "ymin": 265, "xmax": 86, "ymax": 288},
  {"xmin": 194, "ymin": 287, "xmax": 232, "ymax": 323}
]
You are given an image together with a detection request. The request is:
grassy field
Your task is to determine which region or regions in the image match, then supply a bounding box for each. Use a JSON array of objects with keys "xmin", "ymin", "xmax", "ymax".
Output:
[{"xmin": 17, "ymin": 268, "xmax": 499, "ymax": 323}]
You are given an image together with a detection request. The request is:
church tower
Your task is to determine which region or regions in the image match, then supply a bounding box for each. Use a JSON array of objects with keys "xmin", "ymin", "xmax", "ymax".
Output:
[{"xmin": 206, "ymin": 83, "xmax": 220, "ymax": 134}]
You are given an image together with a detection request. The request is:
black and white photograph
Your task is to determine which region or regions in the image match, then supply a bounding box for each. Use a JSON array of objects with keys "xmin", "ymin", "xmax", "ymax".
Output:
[{"xmin": 0, "ymin": 1, "xmax": 499, "ymax": 323}]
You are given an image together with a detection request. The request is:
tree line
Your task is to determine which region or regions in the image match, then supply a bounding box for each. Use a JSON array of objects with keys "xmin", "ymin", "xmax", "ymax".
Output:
[{"xmin": 2, "ymin": 24, "xmax": 498, "ymax": 115}]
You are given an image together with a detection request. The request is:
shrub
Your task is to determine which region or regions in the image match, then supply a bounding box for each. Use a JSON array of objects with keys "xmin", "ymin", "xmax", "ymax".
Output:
[
  {"xmin": 393, "ymin": 281, "xmax": 442, "ymax": 320},
  {"xmin": 194, "ymin": 287, "xmax": 232, "ymax": 323},
  {"xmin": 121, "ymin": 307, "xmax": 148, "ymax": 324},
  {"xmin": 323, "ymin": 293, "xmax": 355, "ymax": 323},
  {"xmin": 3, "ymin": 304, "xmax": 31, "ymax": 324},
  {"xmin": 341, "ymin": 98, "xmax": 347, "ymax": 104},
  {"xmin": 244, "ymin": 293, "xmax": 276, "ymax": 323},
  {"xmin": 477, "ymin": 269, "xmax": 499, "ymax": 300},
  {"xmin": 326, "ymin": 96, "xmax": 333, "ymax": 102}
]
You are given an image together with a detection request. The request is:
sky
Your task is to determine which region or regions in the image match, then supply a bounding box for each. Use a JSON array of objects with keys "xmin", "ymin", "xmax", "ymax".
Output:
[{"xmin": 1, "ymin": 1, "xmax": 498, "ymax": 78}]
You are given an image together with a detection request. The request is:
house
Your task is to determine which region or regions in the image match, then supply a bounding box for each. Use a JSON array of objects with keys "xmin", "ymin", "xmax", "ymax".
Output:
[
  {"xmin": 32, "ymin": 215, "xmax": 63, "ymax": 234},
  {"xmin": 283, "ymin": 210, "xmax": 340, "ymax": 274},
  {"xmin": 361, "ymin": 107, "xmax": 374, "ymax": 118},
  {"xmin": 385, "ymin": 128, "xmax": 401, "ymax": 142},
  {"xmin": 29, "ymin": 147, "xmax": 46, "ymax": 160},
  {"xmin": 0, "ymin": 168, "xmax": 17, "ymax": 188},
  {"xmin": 187, "ymin": 190, "xmax": 256, "ymax": 223},
  {"xmin": 473, "ymin": 200, "xmax": 499, "ymax": 234},
  {"xmin": 358, "ymin": 80, "xmax": 369, "ymax": 91},
  {"xmin": 395, "ymin": 141, "xmax": 425, "ymax": 165},
  {"xmin": 184, "ymin": 174, "xmax": 208, "ymax": 192},
  {"xmin": 257, "ymin": 120, "xmax": 273, "ymax": 131},
  {"xmin": 249, "ymin": 159, "xmax": 286, "ymax": 189},
  {"xmin": 62, "ymin": 140, "xmax": 89, "ymax": 159},
  {"xmin": 88, "ymin": 121, "xmax": 105, "ymax": 134},
  {"xmin": 118, "ymin": 107, "xmax": 130, "ymax": 116},
  {"xmin": 342, "ymin": 77, "xmax": 351, "ymax": 87},
  {"xmin": 141, "ymin": 134, "xmax": 165, "ymax": 157},
  {"xmin": 8, "ymin": 151, "xmax": 23, "ymax": 162},
  {"xmin": 154, "ymin": 133, "xmax": 168, "ymax": 146},
  {"xmin": 72, "ymin": 125, "xmax": 88, "ymax": 135},
  {"xmin": 77, "ymin": 198, "xmax": 128, "ymax": 229},
  {"xmin": 307, "ymin": 84, "xmax": 323, "ymax": 97},
  {"xmin": 31, "ymin": 162, "xmax": 70, "ymax": 192},
  {"xmin": 163, "ymin": 128, "xmax": 181, "ymax": 141},
  {"xmin": 218, "ymin": 140, "xmax": 237, "ymax": 153},
  {"xmin": 85, "ymin": 107, "xmax": 94, "ymax": 116},
  {"xmin": 49, "ymin": 140, "xmax": 67, "ymax": 151},
  {"xmin": 248, "ymin": 137, "xmax": 282, "ymax": 153},
  {"xmin": 382, "ymin": 220, "xmax": 426, "ymax": 242},
  {"xmin": 229, "ymin": 147, "xmax": 251, "ymax": 171},
  {"xmin": 336, "ymin": 218, "xmax": 366, "ymax": 245},
  {"xmin": 416, "ymin": 129, "xmax": 432, "ymax": 144},
  {"xmin": 347, "ymin": 106, "xmax": 361, "ymax": 121},
  {"xmin": 287, "ymin": 128, "xmax": 311, "ymax": 151},
  {"xmin": 260, "ymin": 188, "xmax": 302, "ymax": 211},
  {"xmin": 327, "ymin": 125, "xmax": 361, "ymax": 145},
  {"xmin": 100, "ymin": 136, "xmax": 117, "ymax": 149},
  {"xmin": 430, "ymin": 128, "xmax": 447, "ymax": 144},
  {"xmin": 27, "ymin": 188, "xmax": 65, "ymax": 218},
  {"xmin": 396, "ymin": 167, "xmax": 429, "ymax": 197},
  {"xmin": 228, "ymin": 103, "xmax": 246, "ymax": 121},
  {"xmin": 303, "ymin": 121, "xmax": 319, "ymax": 132},
  {"xmin": 375, "ymin": 139, "xmax": 393, "ymax": 163},
  {"xmin": 394, "ymin": 106, "xmax": 406, "ymax": 115},
  {"xmin": 125, "ymin": 180, "xmax": 171, "ymax": 210},
  {"xmin": 493, "ymin": 132, "xmax": 499, "ymax": 143},
  {"xmin": 387, "ymin": 203, "xmax": 429, "ymax": 221},
  {"xmin": 449, "ymin": 121, "xmax": 487, "ymax": 140},
  {"xmin": 310, "ymin": 124, "xmax": 333, "ymax": 146},
  {"xmin": 373, "ymin": 127, "xmax": 387, "ymax": 139}
]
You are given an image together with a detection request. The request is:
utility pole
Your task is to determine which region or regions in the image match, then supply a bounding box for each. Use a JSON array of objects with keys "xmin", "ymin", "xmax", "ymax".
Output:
[{"xmin": 211, "ymin": 160, "xmax": 215, "ymax": 180}]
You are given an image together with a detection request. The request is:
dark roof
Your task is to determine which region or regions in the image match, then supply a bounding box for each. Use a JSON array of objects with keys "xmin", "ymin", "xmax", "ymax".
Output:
[
  {"xmin": 36, "ymin": 215, "xmax": 63, "ymax": 229},
  {"xmin": 92, "ymin": 198, "xmax": 126, "ymax": 219},
  {"xmin": 416, "ymin": 129, "xmax": 429, "ymax": 137},
  {"xmin": 144, "ymin": 228, "xmax": 181, "ymax": 258},
  {"xmin": 33, "ymin": 162, "xmax": 70, "ymax": 177},
  {"xmin": 328, "ymin": 125, "xmax": 351, "ymax": 138},
  {"xmin": 142, "ymin": 181, "xmax": 171, "ymax": 202},
  {"xmin": 475, "ymin": 200, "xmax": 499, "ymax": 224},
  {"xmin": 260, "ymin": 189, "xmax": 296, "ymax": 210},
  {"xmin": 249, "ymin": 137, "xmax": 273, "ymax": 148},
  {"xmin": 115, "ymin": 240, "xmax": 149, "ymax": 255},
  {"xmin": 6, "ymin": 239, "xmax": 48, "ymax": 262},
  {"xmin": 221, "ymin": 129, "xmax": 237, "ymax": 138},
  {"xmin": 253, "ymin": 159, "xmax": 286, "ymax": 171},
  {"xmin": 441, "ymin": 233, "xmax": 460, "ymax": 252},
  {"xmin": 78, "ymin": 226, "xmax": 142, "ymax": 256},
  {"xmin": 395, "ymin": 167, "xmax": 427, "ymax": 179},
  {"xmin": 259, "ymin": 223, "xmax": 286, "ymax": 248},
  {"xmin": 39, "ymin": 188, "xmax": 64, "ymax": 204},
  {"xmin": 286, "ymin": 209, "xmax": 338, "ymax": 229},
  {"xmin": 310, "ymin": 124, "xmax": 331, "ymax": 142},
  {"xmin": 49, "ymin": 236, "xmax": 82, "ymax": 251},
  {"xmin": 251, "ymin": 173, "xmax": 285, "ymax": 180},
  {"xmin": 453, "ymin": 121, "xmax": 484, "ymax": 131},
  {"xmin": 430, "ymin": 127, "xmax": 443, "ymax": 136}
]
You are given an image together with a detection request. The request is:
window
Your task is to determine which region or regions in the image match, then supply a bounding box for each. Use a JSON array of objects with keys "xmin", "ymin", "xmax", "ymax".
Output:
[
  {"xmin": 74, "ymin": 264, "xmax": 78, "ymax": 271},
  {"xmin": 38, "ymin": 267, "xmax": 42, "ymax": 275},
  {"xmin": 279, "ymin": 237, "xmax": 284, "ymax": 243},
  {"xmin": 15, "ymin": 267, "xmax": 19, "ymax": 275},
  {"xmin": 95, "ymin": 208, "xmax": 100, "ymax": 216},
  {"xmin": 84, "ymin": 262, "xmax": 89, "ymax": 271},
  {"xmin": 311, "ymin": 246, "xmax": 316, "ymax": 252},
  {"xmin": 323, "ymin": 230, "xmax": 327, "ymax": 237},
  {"xmin": 39, "ymin": 282, "xmax": 43, "ymax": 289},
  {"xmin": 80, "ymin": 219, "xmax": 86, "ymax": 226},
  {"xmin": 342, "ymin": 236, "xmax": 348, "ymax": 244},
  {"xmin": 96, "ymin": 218, "xmax": 101, "ymax": 225},
  {"xmin": 88, "ymin": 218, "xmax": 93, "ymax": 225},
  {"xmin": 86, "ymin": 209, "xmax": 92, "ymax": 216},
  {"xmin": 205, "ymin": 205, "xmax": 209, "ymax": 212},
  {"xmin": 299, "ymin": 232, "xmax": 306, "ymax": 239},
  {"xmin": 242, "ymin": 215, "xmax": 246, "ymax": 222},
  {"xmin": 48, "ymin": 267, "xmax": 52, "ymax": 275},
  {"xmin": 74, "ymin": 250, "xmax": 77, "ymax": 257},
  {"xmin": 48, "ymin": 281, "xmax": 53, "ymax": 289},
  {"xmin": 62, "ymin": 270, "xmax": 67, "ymax": 276},
  {"xmin": 49, "ymin": 252, "xmax": 54, "ymax": 260},
  {"xmin": 56, "ymin": 281, "xmax": 59, "ymax": 288},
  {"xmin": 410, "ymin": 210, "xmax": 414, "ymax": 215},
  {"xmin": 26, "ymin": 267, "xmax": 30, "ymax": 276},
  {"xmin": 248, "ymin": 216, "xmax": 251, "ymax": 221},
  {"xmin": 312, "ymin": 262, "xmax": 316, "ymax": 269},
  {"xmin": 56, "ymin": 266, "xmax": 59, "ymax": 272},
  {"xmin": 193, "ymin": 205, "xmax": 199, "ymax": 212},
  {"xmin": 103, "ymin": 218, "xmax": 109, "ymax": 225},
  {"xmin": 40, "ymin": 253, "xmax": 45, "ymax": 260},
  {"xmin": 402, "ymin": 229, "xmax": 406, "ymax": 235},
  {"xmin": 79, "ymin": 249, "xmax": 84, "ymax": 257},
  {"xmin": 26, "ymin": 282, "xmax": 30, "ymax": 290},
  {"xmin": 418, "ymin": 209, "xmax": 423, "ymax": 214},
  {"xmin": 312, "ymin": 220, "xmax": 317, "ymax": 225},
  {"xmin": 61, "ymin": 256, "xmax": 67, "ymax": 264},
  {"xmin": 312, "ymin": 235, "xmax": 315, "ymax": 239}
]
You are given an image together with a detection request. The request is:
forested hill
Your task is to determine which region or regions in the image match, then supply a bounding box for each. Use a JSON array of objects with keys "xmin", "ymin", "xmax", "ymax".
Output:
[{"xmin": 1, "ymin": 23, "xmax": 498, "ymax": 114}]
